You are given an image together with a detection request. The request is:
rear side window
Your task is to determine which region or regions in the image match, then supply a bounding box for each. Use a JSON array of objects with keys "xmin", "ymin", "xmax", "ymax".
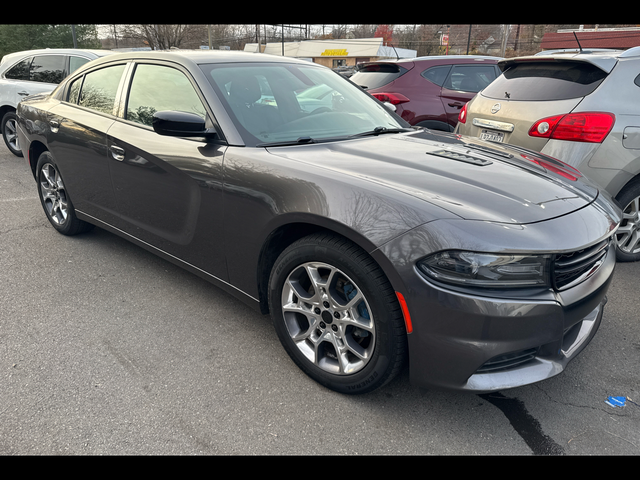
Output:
[
  {"xmin": 421, "ymin": 65, "xmax": 451, "ymax": 86},
  {"xmin": 30, "ymin": 55, "xmax": 66, "ymax": 84},
  {"xmin": 76, "ymin": 64, "xmax": 126, "ymax": 115},
  {"xmin": 350, "ymin": 63, "xmax": 409, "ymax": 89},
  {"xmin": 483, "ymin": 61, "xmax": 607, "ymax": 101},
  {"xmin": 444, "ymin": 65, "xmax": 498, "ymax": 92}
]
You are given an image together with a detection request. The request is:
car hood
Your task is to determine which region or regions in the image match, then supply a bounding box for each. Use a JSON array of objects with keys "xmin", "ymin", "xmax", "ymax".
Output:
[{"xmin": 266, "ymin": 129, "xmax": 598, "ymax": 225}]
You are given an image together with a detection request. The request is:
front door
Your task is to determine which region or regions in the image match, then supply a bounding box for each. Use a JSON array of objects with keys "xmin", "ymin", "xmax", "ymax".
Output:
[{"xmin": 106, "ymin": 62, "xmax": 228, "ymax": 280}]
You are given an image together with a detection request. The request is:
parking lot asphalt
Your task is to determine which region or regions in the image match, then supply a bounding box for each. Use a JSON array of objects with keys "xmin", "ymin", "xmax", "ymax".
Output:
[{"xmin": 1, "ymin": 143, "xmax": 638, "ymax": 455}]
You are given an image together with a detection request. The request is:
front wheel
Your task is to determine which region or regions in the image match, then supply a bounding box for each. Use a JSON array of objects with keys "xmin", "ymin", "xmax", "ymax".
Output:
[
  {"xmin": 268, "ymin": 234, "xmax": 407, "ymax": 394},
  {"xmin": 615, "ymin": 181, "xmax": 640, "ymax": 262},
  {"xmin": 1, "ymin": 111, "xmax": 23, "ymax": 157},
  {"xmin": 36, "ymin": 151, "xmax": 94, "ymax": 236}
]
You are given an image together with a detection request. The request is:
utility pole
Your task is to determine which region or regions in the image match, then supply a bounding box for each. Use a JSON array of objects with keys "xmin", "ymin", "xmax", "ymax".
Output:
[{"xmin": 500, "ymin": 24, "xmax": 510, "ymax": 57}]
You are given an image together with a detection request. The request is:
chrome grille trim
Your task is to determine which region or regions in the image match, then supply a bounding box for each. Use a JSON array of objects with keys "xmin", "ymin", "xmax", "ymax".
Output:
[{"xmin": 553, "ymin": 238, "xmax": 611, "ymax": 291}]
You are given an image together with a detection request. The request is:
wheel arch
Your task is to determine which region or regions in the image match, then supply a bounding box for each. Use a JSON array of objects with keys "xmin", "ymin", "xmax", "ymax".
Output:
[
  {"xmin": 255, "ymin": 216, "xmax": 403, "ymax": 315},
  {"xmin": 26, "ymin": 140, "xmax": 49, "ymax": 179},
  {"xmin": 0, "ymin": 104, "xmax": 16, "ymax": 120}
]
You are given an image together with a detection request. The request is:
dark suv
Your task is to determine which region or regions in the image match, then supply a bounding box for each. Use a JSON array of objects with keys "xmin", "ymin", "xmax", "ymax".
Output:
[{"xmin": 350, "ymin": 55, "xmax": 502, "ymax": 131}]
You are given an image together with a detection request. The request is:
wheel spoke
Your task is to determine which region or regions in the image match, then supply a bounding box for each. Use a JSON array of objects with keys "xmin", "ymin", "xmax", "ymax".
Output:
[
  {"xmin": 281, "ymin": 261, "xmax": 376, "ymax": 376},
  {"xmin": 38, "ymin": 163, "xmax": 69, "ymax": 226}
]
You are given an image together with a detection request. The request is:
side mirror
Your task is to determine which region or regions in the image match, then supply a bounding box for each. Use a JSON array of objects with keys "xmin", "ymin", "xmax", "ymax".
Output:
[{"xmin": 152, "ymin": 110, "xmax": 215, "ymax": 138}]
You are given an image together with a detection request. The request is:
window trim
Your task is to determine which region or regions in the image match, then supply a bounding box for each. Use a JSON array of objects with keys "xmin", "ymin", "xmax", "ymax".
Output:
[
  {"xmin": 117, "ymin": 59, "xmax": 225, "ymax": 144},
  {"xmin": 121, "ymin": 60, "xmax": 208, "ymax": 128},
  {"xmin": 59, "ymin": 61, "xmax": 132, "ymax": 118}
]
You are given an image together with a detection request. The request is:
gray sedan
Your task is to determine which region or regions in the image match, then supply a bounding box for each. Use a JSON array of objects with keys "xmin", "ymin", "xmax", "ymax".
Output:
[{"xmin": 17, "ymin": 50, "xmax": 621, "ymax": 394}]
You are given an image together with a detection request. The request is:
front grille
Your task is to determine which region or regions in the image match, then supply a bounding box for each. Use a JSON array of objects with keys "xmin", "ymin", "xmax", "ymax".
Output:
[
  {"xmin": 553, "ymin": 238, "xmax": 611, "ymax": 290},
  {"xmin": 476, "ymin": 348, "xmax": 539, "ymax": 373}
]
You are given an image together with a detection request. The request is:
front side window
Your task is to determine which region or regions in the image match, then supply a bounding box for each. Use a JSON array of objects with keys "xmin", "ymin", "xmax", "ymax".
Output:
[
  {"xmin": 126, "ymin": 64, "xmax": 207, "ymax": 127},
  {"xmin": 30, "ymin": 55, "xmax": 66, "ymax": 84},
  {"xmin": 76, "ymin": 64, "xmax": 126, "ymax": 115},
  {"xmin": 69, "ymin": 56, "xmax": 91, "ymax": 75},
  {"xmin": 4, "ymin": 58, "xmax": 32, "ymax": 80}
]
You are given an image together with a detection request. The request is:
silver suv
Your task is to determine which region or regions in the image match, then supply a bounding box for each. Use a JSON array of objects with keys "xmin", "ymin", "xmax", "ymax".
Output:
[
  {"xmin": 1, "ymin": 48, "xmax": 113, "ymax": 157},
  {"xmin": 455, "ymin": 47, "xmax": 640, "ymax": 261}
]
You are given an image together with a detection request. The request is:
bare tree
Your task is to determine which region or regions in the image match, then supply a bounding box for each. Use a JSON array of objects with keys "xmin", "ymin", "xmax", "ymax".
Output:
[{"xmin": 122, "ymin": 25, "xmax": 201, "ymax": 50}]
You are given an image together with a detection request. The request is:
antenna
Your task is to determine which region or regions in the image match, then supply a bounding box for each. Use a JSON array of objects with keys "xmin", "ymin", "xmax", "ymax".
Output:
[{"xmin": 573, "ymin": 31, "xmax": 583, "ymax": 52}]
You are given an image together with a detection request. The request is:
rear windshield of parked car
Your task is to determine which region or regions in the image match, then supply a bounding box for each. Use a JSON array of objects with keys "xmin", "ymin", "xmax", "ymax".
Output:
[
  {"xmin": 350, "ymin": 64, "xmax": 409, "ymax": 89},
  {"xmin": 482, "ymin": 61, "xmax": 608, "ymax": 101}
]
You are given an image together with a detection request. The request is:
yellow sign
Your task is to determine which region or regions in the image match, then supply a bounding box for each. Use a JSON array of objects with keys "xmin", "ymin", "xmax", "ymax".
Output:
[{"xmin": 321, "ymin": 49, "xmax": 348, "ymax": 56}]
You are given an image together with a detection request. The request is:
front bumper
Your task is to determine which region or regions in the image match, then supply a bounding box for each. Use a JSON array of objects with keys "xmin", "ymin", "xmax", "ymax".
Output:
[
  {"xmin": 407, "ymin": 244, "xmax": 613, "ymax": 392},
  {"xmin": 374, "ymin": 207, "xmax": 619, "ymax": 393}
]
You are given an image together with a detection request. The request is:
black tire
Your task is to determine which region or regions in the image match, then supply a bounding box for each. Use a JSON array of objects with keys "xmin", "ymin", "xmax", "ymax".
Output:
[
  {"xmin": 1, "ymin": 111, "xmax": 23, "ymax": 157},
  {"xmin": 35, "ymin": 151, "xmax": 94, "ymax": 236},
  {"xmin": 615, "ymin": 180, "xmax": 640, "ymax": 262},
  {"xmin": 268, "ymin": 233, "xmax": 407, "ymax": 394}
]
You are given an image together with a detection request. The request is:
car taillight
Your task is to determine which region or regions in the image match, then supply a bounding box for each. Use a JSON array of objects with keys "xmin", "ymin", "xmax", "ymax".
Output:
[
  {"xmin": 458, "ymin": 102, "xmax": 468, "ymax": 124},
  {"xmin": 371, "ymin": 92, "xmax": 410, "ymax": 105},
  {"xmin": 528, "ymin": 112, "xmax": 615, "ymax": 143}
]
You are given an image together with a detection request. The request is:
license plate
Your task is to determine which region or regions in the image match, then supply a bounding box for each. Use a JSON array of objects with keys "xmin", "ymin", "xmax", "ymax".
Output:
[{"xmin": 479, "ymin": 129, "xmax": 504, "ymax": 143}]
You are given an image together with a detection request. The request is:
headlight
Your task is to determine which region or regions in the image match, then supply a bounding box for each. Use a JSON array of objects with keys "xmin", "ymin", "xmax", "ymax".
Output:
[{"xmin": 417, "ymin": 251, "xmax": 551, "ymax": 288}]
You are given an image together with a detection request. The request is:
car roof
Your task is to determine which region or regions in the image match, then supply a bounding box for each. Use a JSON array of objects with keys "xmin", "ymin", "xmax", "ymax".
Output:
[
  {"xmin": 361, "ymin": 55, "xmax": 502, "ymax": 66},
  {"xmin": 499, "ymin": 46, "xmax": 640, "ymax": 74},
  {"xmin": 85, "ymin": 49, "xmax": 318, "ymax": 68},
  {"xmin": 0, "ymin": 48, "xmax": 115, "ymax": 71}
]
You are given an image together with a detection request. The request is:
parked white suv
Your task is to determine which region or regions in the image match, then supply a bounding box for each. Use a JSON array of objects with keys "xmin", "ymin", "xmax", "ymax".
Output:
[{"xmin": 1, "ymin": 48, "xmax": 114, "ymax": 156}]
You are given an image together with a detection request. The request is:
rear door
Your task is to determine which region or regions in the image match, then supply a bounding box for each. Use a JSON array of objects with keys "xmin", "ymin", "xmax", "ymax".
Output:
[
  {"xmin": 458, "ymin": 60, "xmax": 608, "ymax": 150},
  {"xmin": 46, "ymin": 62, "xmax": 128, "ymax": 226}
]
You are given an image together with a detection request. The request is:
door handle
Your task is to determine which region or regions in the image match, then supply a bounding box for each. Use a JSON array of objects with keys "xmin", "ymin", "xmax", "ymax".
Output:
[
  {"xmin": 448, "ymin": 102, "xmax": 464, "ymax": 108},
  {"xmin": 18, "ymin": 91, "xmax": 31, "ymax": 96},
  {"xmin": 109, "ymin": 145, "xmax": 125, "ymax": 161}
]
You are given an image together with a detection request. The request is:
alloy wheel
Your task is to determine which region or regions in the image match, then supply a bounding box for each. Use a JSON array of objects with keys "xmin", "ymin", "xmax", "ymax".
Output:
[
  {"xmin": 615, "ymin": 195, "xmax": 640, "ymax": 255},
  {"xmin": 39, "ymin": 163, "xmax": 69, "ymax": 226},
  {"xmin": 280, "ymin": 261, "xmax": 375, "ymax": 375}
]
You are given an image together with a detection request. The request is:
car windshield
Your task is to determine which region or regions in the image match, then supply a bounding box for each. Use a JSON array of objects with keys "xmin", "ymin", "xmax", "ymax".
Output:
[{"xmin": 200, "ymin": 62, "xmax": 408, "ymax": 146}]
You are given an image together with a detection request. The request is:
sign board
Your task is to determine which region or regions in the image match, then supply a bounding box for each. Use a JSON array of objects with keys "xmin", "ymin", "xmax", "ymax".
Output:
[{"xmin": 321, "ymin": 49, "xmax": 348, "ymax": 56}]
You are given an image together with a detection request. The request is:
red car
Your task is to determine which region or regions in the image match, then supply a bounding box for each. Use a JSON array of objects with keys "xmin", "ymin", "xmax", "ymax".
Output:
[{"xmin": 350, "ymin": 55, "xmax": 502, "ymax": 132}]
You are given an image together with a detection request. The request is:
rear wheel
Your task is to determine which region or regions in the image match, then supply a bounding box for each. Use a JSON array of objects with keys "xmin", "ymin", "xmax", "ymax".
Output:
[
  {"xmin": 615, "ymin": 181, "xmax": 640, "ymax": 262},
  {"xmin": 36, "ymin": 151, "xmax": 94, "ymax": 236},
  {"xmin": 1, "ymin": 111, "xmax": 23, "ymax": 157},
  {"xmin": 268, "ymin": 233, "xmax": 407, "ymax": 394}
]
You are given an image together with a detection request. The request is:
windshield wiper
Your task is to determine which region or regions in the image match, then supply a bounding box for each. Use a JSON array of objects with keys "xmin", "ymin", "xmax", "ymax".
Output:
[
  {"xmin": 257, "ymin": 136, "xmax": 317, "ymax": 147},
  {"xmin": 350, "ymin": 127, "xmax": 412, "ymax": 138}
]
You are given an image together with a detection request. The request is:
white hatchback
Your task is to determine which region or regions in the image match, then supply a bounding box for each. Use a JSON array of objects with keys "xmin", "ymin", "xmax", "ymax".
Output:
[{"xmin": 1, "ymin": 48, "xmax": 114, "ymax": 156}]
